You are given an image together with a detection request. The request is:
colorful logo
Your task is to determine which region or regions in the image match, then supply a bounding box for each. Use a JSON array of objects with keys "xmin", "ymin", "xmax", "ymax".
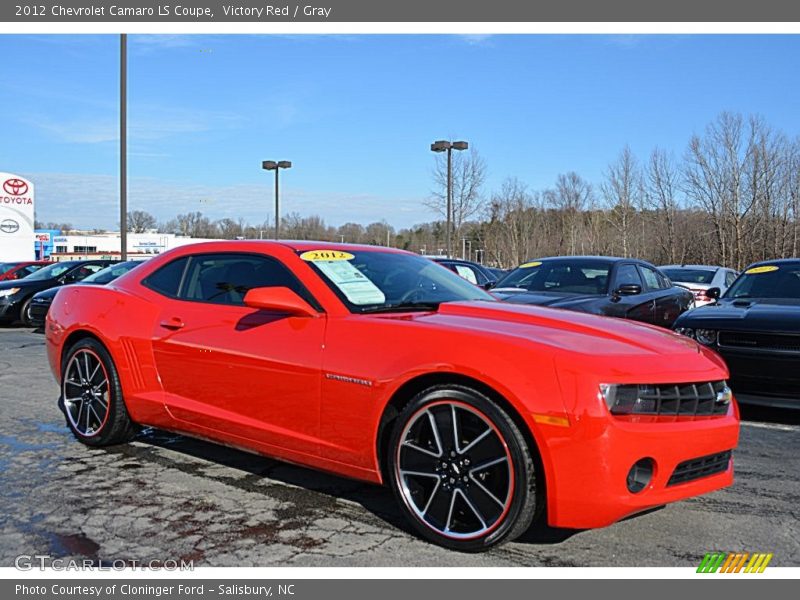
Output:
[
  {"xmin": 3, "ymin": 178, "xmax": 28, "ymax": 196},
  {"xmin": 697, "ymin": 552, "xmax": 773, "ymax": 573}
]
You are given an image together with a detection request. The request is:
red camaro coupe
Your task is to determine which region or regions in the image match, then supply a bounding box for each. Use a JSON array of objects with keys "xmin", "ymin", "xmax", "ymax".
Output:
[{"xmin": 45, "ymin": 241, "xmax": 739, "ymax": 551}]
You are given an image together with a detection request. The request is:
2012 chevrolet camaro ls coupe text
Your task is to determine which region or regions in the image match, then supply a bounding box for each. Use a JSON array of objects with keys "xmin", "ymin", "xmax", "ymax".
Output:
[{"xmin": 45, "ymin": 241, "xmax": 739, "ymax": 551}]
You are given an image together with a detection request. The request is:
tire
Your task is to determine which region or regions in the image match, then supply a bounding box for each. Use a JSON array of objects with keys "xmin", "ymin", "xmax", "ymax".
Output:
[
  {"xmin": 60, "ymin": 338, "xmax": 138, "ymax": 447},
  {"xmin": 388, "ymin": 385, "xmax": 538, "ymax": 552},
  {"xmin": 19, "ymin": 298, "xmax": 33, "ymax": 327}
]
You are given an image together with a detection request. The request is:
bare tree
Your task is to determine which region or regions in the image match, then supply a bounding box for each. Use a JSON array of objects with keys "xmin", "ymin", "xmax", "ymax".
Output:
[
  {"xmin": 601, "ymin": 146, "xmax": 642, "ymax": 258},
  {"xmin": 546, "ymin": 172, "xmax": 593, "ymax": 255},
  {"xmin": 645, "ymin": 148, "xmax": 681, "ymax": 264},
  {"xmin": 126, "ymin": 210, "xmax": 157, "ymax": 233},
  {"xmin": 484, "ymin": 178, "xmax": 541, "ymax": 266}
]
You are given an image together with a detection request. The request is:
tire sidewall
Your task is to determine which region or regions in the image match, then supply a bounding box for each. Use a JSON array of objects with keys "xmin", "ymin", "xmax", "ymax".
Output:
[
  {"xmin": 388, "ymin": 385, "xmax": 535, "ymax": 552},
  {"xmin": 60, "ymin": 338, "xmax": 132, "ymax": 446}
]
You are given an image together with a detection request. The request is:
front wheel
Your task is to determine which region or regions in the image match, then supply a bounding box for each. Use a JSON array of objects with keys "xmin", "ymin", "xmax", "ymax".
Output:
[
  {"xmin": 60, "ymin": 338, "xmax": 138, "ymax": 446},
  {"xmin": 388, "ymin": 385, "xmax": 538, "ymax": 551}
]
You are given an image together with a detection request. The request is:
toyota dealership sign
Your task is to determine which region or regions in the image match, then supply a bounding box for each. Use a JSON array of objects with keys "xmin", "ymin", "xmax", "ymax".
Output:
[{"xmin": 0, "ymin": 172, "xmax": 35, "ymax": 261}]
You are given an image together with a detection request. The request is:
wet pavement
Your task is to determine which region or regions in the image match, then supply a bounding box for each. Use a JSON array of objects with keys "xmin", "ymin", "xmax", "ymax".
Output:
[{"xmin": 1, "ymin": 327, "xmax": 798, "ymax": 567}]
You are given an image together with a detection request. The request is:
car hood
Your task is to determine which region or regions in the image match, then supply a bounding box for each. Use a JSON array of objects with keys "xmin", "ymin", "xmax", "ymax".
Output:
[
  {"xmin": 0, "ymin": 278, "xmax": 55, "ymax": 292},
  {"xmin": 675, "ymin": 298, "xmax": 800, "ymax": 330},
  {"xmin": 386, "ymin": 302, "xmax": 707, "ymax": 360},
  {"xmin": 492, "ymin": 289, "xmax": 603, "ymax": 309}
]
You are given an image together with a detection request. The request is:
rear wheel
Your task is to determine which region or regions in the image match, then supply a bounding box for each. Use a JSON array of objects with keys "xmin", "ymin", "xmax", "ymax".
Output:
[
  {"xmin": 388, "ymin": 385, "xmax": 538, "ymax": 551},
  {"xmin": 60, "ymin": 338, "xmax": 138, "ymax": 446}
]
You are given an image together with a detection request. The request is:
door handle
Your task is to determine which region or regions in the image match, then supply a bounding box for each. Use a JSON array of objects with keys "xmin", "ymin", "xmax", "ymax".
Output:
[{"xmin": 159, "ymin": 318, "xmax": 185, "ymax": 330}]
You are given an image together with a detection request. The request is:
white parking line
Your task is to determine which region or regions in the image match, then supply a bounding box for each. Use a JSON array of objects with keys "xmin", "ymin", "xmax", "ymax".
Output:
[{"xmin": 741, "ymin": 421, "xmax": 799, "ymax": 432}]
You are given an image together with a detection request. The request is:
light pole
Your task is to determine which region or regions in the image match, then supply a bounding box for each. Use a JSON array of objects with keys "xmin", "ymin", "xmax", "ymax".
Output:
[
  {"xmin": 120, "ymin": 34, "xmax": 127, "ymax": 260},
  {"xmin": 262, "ymin": 160, "xmax": 292, "ymax": 239},
  {"xmin": 430, "ymin": 140, "xmax": 468, "ymax": 258}
]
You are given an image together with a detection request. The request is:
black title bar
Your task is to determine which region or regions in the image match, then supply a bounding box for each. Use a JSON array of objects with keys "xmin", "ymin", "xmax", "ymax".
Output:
[{"xmin": 3, "ymin": 0, "xmax": 800, "ymax": 22}]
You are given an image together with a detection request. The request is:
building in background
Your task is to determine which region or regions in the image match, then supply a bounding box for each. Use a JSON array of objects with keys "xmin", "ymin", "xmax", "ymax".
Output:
[
  {"xmin": 45, "ymin": 231, "xmax": 221, "ymax": 261},
  {"xmin": 34, "ymin": 229, "xmax": 60, "ymax": 260}
]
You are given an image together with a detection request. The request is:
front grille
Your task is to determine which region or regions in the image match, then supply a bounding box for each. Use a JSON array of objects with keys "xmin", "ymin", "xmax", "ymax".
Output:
[
  {"xmin": 612, "ymin": 381, "xmax": 730, "ymax": 416},
  {"xmin": 719, "ymin": 331, "xmax": 800, "ymax": 353},
  {"xmin": 668, "ymin": 450, "xmax": 732, "ymax": 486}
]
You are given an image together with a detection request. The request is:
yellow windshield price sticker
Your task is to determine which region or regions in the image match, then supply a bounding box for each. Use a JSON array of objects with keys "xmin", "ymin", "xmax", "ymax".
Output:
[
  {"xmin": 519, "ymin": 261, "xmax": 542, "ymax": 269},
  {"xmin": 745, "ymin": 265, "xmax": 779, "ymax": 275},
  {"xmin": 300, "ymin": 250, "xmax": 355, "ymax": 262}
]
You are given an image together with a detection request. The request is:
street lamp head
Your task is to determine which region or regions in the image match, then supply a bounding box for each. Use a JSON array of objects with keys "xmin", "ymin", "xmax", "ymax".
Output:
[
  {"xmin": 277, "ymin": 161, "xmax": 292, "ymax": 169},
  {"xmin": 430, "ymin": 140, "xmax": 451, "ymax": 153},
  {"xmin": 262, "ymin": 160, "xmax": 278, "ymax": 170},
  {"xmin": 452, "ymin": 141, "xmax": 469, "ymax": 151}
]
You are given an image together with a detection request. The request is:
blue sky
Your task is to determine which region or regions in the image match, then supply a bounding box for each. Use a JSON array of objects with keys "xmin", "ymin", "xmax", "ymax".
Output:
[{"xmin": 1, "ymin": 34, "xmax": 799, "ymax": 230}]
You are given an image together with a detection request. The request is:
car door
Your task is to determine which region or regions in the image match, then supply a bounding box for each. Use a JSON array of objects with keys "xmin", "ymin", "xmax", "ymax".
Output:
[
  {"xmin": 638, "ymin": 264, "xmax": 680, "ymax": 326},
  {"xmin": 609, "ymin": 262, "xmax": 655, "ymax": 323},
  {"xmin": 148, "ymin": 252, "xmax": 326, "ymax": 454}
]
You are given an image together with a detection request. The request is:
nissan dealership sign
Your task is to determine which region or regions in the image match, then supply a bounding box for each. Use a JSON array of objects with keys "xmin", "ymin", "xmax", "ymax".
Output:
[{"xmin": 0, "ymin": 172, "xmax": 35, "ymax": 261}]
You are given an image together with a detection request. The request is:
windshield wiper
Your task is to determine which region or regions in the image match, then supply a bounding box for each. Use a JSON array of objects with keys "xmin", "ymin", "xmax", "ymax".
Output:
[{"xmin": 360, "ymin": 301, "xmax": 441, "ymax": 314}]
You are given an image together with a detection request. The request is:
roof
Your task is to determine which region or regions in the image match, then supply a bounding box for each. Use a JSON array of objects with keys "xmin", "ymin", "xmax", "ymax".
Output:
[{"xmin": 659, "ymin": 264, "xmax": 723, "ymax": 270}]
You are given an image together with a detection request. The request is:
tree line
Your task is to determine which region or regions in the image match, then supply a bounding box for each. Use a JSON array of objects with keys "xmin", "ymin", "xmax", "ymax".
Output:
[{"xmin": 38, "ymin": 111, "xmax": 799, "ymax": 270}]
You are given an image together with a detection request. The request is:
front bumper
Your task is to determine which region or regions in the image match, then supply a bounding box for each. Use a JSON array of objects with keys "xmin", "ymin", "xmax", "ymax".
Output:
[
  {"xmin": 543, "ymin": 403, "xmax": 739, "ymax": 529},
  {"xmin": 27, "ymin": 300, "xmax": 51, "ymax": 327},
  {"xmin": 0, "ymin": 297, "xmax": 22, "ymax": 322}
]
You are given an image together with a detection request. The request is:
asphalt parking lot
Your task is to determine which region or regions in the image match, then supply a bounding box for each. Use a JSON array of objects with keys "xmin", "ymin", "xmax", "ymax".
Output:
[{"xmin": 1, "ymin": 327, "xmax": 798, "ymax": 567}]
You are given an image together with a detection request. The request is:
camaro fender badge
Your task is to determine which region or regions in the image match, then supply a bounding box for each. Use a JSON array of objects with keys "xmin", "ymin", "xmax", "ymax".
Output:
[
  {"xmin": 300, "ymin": 250, "xmax": 355, "ymax": 262},
  {"xmin": 325, "ymin": 373, "xmax": 373, "ymax": 387}
]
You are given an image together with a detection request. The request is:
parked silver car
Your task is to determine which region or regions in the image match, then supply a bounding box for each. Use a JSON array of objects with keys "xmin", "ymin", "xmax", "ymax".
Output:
[{"xmin": 659, "ymin": 264, "xmax": 739, "ymax": 306}]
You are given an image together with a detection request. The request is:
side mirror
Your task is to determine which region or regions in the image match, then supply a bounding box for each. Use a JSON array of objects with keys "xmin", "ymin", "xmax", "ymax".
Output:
[
  {"xmin": 614, "ymin": 283, "xmax": 642, "ymax": 297},
  {"xmin": 483, "ymin": 281, "xmax": 496, "ymax": 290},
  {"xmin": 706, "ymin": 287, "xmax": 721, "ymax": 300},
  {"xmin": 243, "ymin": 286, "xmax": 317, "ymax": 317}
]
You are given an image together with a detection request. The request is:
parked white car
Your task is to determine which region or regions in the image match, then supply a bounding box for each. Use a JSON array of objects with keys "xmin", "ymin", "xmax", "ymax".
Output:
[{"xmin": 659, "ymin": 264, "xmax": 739, "ymax": 306}]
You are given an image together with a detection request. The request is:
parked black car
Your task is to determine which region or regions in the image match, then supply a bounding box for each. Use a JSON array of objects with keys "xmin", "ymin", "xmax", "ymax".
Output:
[
  {"xmin": 493, "ymin": 256, "xmax": 695, "ymax": 328},
  {"xmin": 27, "ymin": 260, "xmax": 142, "ymax": 328},
  {"xmin": 673, "ymin": 259, "xmax": 800, "ymax": 409},
  {"xmin": 0, "ymin": 259, "xmax": 116, "ymax": 327},
  {"xmin": 432, "ymin": 258, "xmax": 501, "ymax": 289}
]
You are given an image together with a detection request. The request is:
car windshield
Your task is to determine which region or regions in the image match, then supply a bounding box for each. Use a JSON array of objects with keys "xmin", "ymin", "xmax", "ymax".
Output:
[
  {"xmin": 82, "ymin": 261, "xmax": 140, "ymax": 284},
  {"xmin": 661, "ymin": 268, "xmax": 716, "ymax": 284},
  {"xmin": 724, "ymin": 264, "xmax": 800, "ymax": 300},
  {"xmin": 495, "ymin": 259, "xmax": 613, "ymax": 295},
  {"xmin": 22, "ymin": 261, "xmax": 79, "ymax": 281},
  {"xmin": 300, "ymin": 249, "xmax": 495, "ymax": 313}
]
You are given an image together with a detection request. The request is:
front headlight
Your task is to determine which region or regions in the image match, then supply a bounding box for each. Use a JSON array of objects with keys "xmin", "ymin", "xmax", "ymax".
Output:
[
  {"xmin": 695, "ymin": 329, "xmax": 718, "ymax": 346},
  {"xmin": 0, "ymin": 287, "xmax": 21, "ymax": 298},
  {"xmin": 599, "ymin": 383, "xmax": 655, "ymax": 414},
  {"xmin": 674, "ymin": 327, "xmax": 694, "ymax": 338}
]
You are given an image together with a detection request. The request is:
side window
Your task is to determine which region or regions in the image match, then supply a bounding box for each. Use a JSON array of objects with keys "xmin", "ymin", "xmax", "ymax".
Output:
[
  {"xmin": 614, "ymin": 264, "xmax": 642, "ymax": 288},
  {"xmin": 69, "ymin": 264, "xmax": 107, "ymax": 282},
  {"xmin": 725, "ymin": 271, "xmax": 737, "ymax": 287},
  {"xmin": 454, "ymin": 264, "xmax": 479, "ymax": 285},
  {"xmin": 143, "ymin": 257, "xmax": 190, "ymax": 298},
  {"xmin": 638, "ymin": 265, "xmax": 663, "ymax": 291},
  {"xmin": 179, "ymin": 253, "xmax": 317, "ymax": 308}
]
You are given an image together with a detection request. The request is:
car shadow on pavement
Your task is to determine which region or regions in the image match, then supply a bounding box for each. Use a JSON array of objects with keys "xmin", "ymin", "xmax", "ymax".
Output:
[
  {"xmin": 739, "ymin": 405, "xmax": 800, "ymax": 426},
  {"xmin": 134, "ymin": 427, "xmax": 581, "ymax": 546}
]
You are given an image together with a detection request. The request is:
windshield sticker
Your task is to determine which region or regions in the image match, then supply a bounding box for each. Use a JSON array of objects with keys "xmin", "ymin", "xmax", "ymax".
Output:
[
  {"xmin": 745, "ymin": 265, "xmax": 779, "ymax": 275},
  {"xmin": 519, "ymin": 261, "xmax": 542, "ymax": 269},
  {"xmin": 314, "ymin": 260, "xmax": 386, "ymax": 305},
  {"xmin": 300, "ymin": 250, "xmax": 355, "ymax": 262}
]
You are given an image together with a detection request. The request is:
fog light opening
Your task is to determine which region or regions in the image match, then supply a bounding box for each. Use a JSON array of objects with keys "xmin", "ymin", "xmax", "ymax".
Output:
[{"xmin": 627, "ymin": 458, "xmax": 655, "ymax": 494}]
